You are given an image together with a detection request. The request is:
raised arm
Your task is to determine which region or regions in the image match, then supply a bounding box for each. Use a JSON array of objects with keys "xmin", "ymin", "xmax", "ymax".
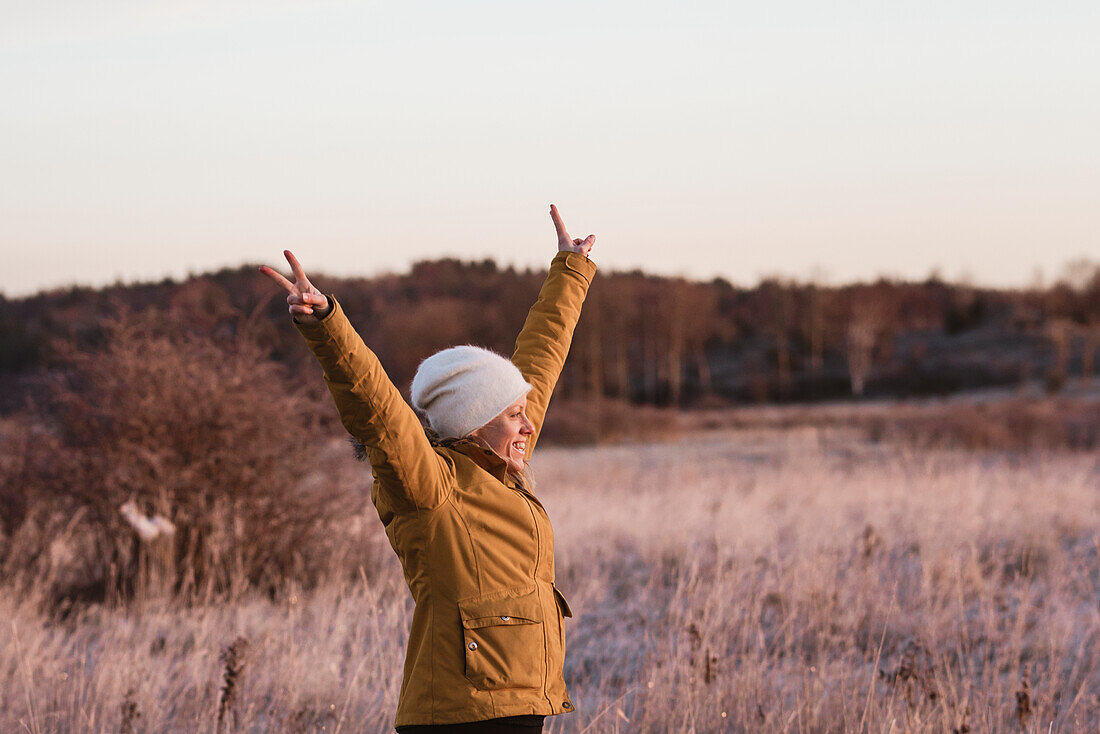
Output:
[
  {"xmin": 511, "ymin": 206, "xmax": 597, "ymax": 454},
  {"xmin": 261, "ymin": 252, "xmax": 454, "ymax": 513}
]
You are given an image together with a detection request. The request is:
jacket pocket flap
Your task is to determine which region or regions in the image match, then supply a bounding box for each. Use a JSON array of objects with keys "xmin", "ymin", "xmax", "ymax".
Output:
[
  {"xmin": 552, "ymin": 585, "xmax": 573, "ymax": 619},
  {"xmin": 459, "ymin": 584, "xmax": 543, "ymax": 628}
]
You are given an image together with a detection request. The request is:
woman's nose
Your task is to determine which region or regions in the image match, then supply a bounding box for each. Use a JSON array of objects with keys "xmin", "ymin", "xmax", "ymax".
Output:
[{"xmin": 520, "ymin": 416, "xmax": 534, "ymax": 434}]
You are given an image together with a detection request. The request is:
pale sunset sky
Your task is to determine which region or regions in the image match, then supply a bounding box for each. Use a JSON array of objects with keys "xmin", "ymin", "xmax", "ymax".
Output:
[{"xmin": 2, "ymin": 0, "xmax": 1097, "ymax": 296}]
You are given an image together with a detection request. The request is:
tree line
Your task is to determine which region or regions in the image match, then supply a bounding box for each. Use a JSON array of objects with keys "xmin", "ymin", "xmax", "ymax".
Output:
[{"xmin": 2, "ymin": 258, "xmax": 1099, "ymax": 412}]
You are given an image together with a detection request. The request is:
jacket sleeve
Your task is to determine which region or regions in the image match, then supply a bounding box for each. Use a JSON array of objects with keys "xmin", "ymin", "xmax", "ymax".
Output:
[
  {"xmin": 511, "ymin": 251, "xmax": 597, "ymax": 455},
  {"xmin": 294, "ymin": 297, "xmax": 454, "ymax": 512}
]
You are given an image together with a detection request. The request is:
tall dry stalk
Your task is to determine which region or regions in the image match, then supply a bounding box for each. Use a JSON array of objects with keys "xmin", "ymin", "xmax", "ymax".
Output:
[
  {"xmin": 1015, "ymin": 675, "xmax": 1032, "ymax": 730},
  {"xmin": 119, "ymin": 688, "xmax": 140, "ymax": 734},
  {"xmin": 216, "ymin": 637, "xmax": 249, "ymax": 734}
]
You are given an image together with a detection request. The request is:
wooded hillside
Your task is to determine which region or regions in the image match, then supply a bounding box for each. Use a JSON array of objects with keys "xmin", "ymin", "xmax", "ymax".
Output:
[{"xmin": 3, "ymin": 258, "xmax": 1099, "ymax": 412}]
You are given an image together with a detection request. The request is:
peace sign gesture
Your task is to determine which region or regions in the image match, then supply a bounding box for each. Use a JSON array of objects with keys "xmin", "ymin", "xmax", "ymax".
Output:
[
  {"xmin": 550, "ymin": 204, "xmax": 595, "ymax": 257},
  {"xmin": 259, "ymin": 250, "xmax": 330, "ymax": 323}
]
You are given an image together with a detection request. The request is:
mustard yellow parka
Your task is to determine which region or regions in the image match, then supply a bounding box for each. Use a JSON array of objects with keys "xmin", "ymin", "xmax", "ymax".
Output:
[{"xmin": 294, "ymin": 251, "xmax": 596, "ymax": 727}]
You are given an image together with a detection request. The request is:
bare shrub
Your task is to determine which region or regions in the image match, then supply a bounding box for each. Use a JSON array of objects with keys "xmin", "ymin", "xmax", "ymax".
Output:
[
  {"xmin": 1, "ymin": 310, "xmax": 368, "ymax": 602},
  {"xmin": 876, "ymin": 399, "xmax": 1100, "ymax": 451},
  {"xmin": 539, "ymin": 398, "xmax": 680, "ymax": 445},
  {"xmin": 687, "ymin": 397, "xmax": 1100, "ymax": 452}
]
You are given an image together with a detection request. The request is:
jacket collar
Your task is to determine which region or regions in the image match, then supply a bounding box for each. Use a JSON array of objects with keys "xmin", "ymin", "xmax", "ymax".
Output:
[
  {"xmin": 352, "ymin": 431, "xmax": 525, "ymax": 490},
  {"xmin": 448, "ymin": 439, "xmax": 541, "ymax": 500},
  {"xmin": 443, "ymin": 437, "xmax": 522, "ymax": 488}
]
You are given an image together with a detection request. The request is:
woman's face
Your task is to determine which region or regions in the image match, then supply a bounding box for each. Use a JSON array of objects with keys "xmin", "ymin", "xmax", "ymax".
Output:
[{"xmin": 470, "ymin": 395, "xmax": 534, "ymax": 475}]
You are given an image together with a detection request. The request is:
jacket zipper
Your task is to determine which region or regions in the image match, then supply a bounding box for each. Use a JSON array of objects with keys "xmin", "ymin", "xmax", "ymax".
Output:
[{"xmin": 516, "ymin": 489, "xmax": 556, "ymax": 709}]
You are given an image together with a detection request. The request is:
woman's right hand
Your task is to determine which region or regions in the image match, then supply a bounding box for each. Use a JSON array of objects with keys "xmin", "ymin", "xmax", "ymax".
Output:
[{"xmin": 259, "ymin": 250, "xmax": 330, "ymax": 323}]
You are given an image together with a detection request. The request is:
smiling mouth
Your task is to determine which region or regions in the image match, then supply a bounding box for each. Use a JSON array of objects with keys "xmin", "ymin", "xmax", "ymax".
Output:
[{"xmin": 511, "ymin": 441, "xmax": 526, "ymax": 454}]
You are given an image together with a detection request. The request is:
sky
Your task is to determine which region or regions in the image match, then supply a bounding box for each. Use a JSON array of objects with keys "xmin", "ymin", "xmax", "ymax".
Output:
[{"xmin": 2, "ymin": 0, "xmax": 1098, "ymax": 297}]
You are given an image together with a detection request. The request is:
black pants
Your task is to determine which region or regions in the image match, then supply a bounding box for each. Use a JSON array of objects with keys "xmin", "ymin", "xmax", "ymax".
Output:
[{"xmin": 396, "ymin": 716, "xmax": 544, "ymax": 733}]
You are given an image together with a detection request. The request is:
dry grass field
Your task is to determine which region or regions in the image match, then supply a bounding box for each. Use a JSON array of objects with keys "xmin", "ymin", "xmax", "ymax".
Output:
[{"xmin": 2, "ymin": 426, "xmax": 1099, "ymax": 733}]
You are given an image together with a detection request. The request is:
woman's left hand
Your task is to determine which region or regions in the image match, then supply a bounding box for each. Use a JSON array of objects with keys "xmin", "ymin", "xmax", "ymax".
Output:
[
  {"xmin": 550, "ymin": 204, "xmax": 595, "ymax": 257},
  {"xmin": 259, "ymin": 250, "xmax": 330, "ymax": 323}
]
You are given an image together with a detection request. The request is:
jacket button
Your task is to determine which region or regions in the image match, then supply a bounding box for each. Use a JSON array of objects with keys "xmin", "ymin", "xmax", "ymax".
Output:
[
  {"xmin": 468, "ymin": 642, "xmax": 478, "ymax": 651},
  {"xmin": 562, "ymin": 701, "xmax": 572, "ymax": 709},
  {"xmin": 500, "ymin": 616, "xmax": 510, "ymax": 621}
]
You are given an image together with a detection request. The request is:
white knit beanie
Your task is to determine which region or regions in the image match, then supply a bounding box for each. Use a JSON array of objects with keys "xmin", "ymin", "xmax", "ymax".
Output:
[{"xmin": 410, "ymin": 346, "xmax": 533, "ymax": 439}]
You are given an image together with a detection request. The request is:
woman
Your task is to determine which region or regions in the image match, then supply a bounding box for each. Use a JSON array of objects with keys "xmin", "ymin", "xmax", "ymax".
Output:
[{"xmin": 261, "ymin": 205, "xmax": 596, "ymax": 732}]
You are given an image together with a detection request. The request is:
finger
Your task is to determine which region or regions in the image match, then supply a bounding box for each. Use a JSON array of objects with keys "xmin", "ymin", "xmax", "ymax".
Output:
[
  {"xmin": 259, "ymin": 265, "xmax": 296, "ymax": 294},
  {"xmin": 582, "ymin": 234, "xmax": 596, "ymax": 248},
  {"xmin": 550, "ymin": 204, "xmax": 570, "ymax": 243},
  {"xmin": 289, "ymin": 292, "xmax": 322, "ymax": 306},
  {"xmin": 289, "ymin": 304, "xmax": 314, "ymax": 316},
  {"xmin": 284, "ymin": 250, "xmax": 310, "ymax": 286}
]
